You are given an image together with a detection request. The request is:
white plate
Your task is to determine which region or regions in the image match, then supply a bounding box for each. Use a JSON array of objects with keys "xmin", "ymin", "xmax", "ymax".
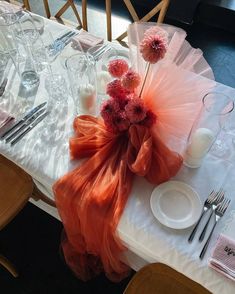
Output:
[{"xmin": 150, "ymin": 181, "xmax": 202, "ymax": 229}]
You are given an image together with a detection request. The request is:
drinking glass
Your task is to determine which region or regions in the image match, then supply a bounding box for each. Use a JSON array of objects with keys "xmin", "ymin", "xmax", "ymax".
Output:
[
  {"xmin": 210, "ymin": 110, "xmax": 235, "ymax": 159},
  {"xmin": 184, "ymin": 92, "xmax": 234, "ymax": 168},
  {"xmin": 15, "ymin": 10, "xmax": 39, "ymax": 45},
  {"xmin": 66, "ymin": 53, "xmax": 97, "ymax": 115},
  {"xmin": 0, "ymin": 12, "xmax": 19, "ymax": 54},
  {"xmin": 87, "ymin": 45, "xmax": 130, "ymax": 95},
  {"xmin": 0, "ymin": 11, "xmax": 40, "ymax": 89}
]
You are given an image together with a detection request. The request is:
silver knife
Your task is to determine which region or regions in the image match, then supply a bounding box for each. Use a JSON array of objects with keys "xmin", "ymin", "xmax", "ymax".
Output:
[
  {"xmin": 11, "ymin": 111, "xmax": 49, "ymax": 146},
  {"xmin": 5, "ymin": 108, "xmax": 46, "ymax": 143},
  {"xmin": 0, "ymin": 102, "xmax": 47, "ymax": 139}
]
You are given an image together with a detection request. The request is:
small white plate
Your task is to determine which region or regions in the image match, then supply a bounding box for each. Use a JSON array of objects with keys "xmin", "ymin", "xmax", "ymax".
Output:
[{"xmin": 150, "ymin": 181, "xmax": 202, "ymax": 229}]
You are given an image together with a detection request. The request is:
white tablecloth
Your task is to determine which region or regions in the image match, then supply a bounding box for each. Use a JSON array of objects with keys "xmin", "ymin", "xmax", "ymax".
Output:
[{"xmin": 1, "ymin": 15, "xmax": 235, "ymax": 294}]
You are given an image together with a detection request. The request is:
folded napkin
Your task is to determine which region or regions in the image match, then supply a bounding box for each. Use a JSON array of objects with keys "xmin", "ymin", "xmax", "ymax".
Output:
[
  {"xmin": 209, "ymin": 233, "xmax": 235, "ymax": 281},
  {"xmin": 71, "ymin": 30, "xmax": 104, "ymax": 51},
  {"xmin": 0, "ymin": 108, "xmax": 14, "ymax": 130}
]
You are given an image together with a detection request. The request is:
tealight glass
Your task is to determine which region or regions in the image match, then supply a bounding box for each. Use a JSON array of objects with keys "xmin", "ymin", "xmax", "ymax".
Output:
[
  {"xmin": 65, "ymin": 53, "xmax": 97, "ymax": 115},
  {"xmin": 184, "ymin": 92, "xmax": 234, "ymax": 168}
]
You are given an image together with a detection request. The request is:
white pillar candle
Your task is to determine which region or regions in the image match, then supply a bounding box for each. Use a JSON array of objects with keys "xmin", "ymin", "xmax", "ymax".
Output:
[
  {"xmin": 79, "ymin": 84, "xmax": 96, "ymax": 114},
  {"xmin": 184, "ymin": 127, "xmax": 215, "ymax": 168}
]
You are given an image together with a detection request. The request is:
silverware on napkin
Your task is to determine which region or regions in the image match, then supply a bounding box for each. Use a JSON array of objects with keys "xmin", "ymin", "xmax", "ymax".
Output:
[
  {"xmin": 5, "ymin": 108, "xmax": 46, "ymax": 143},
  {"xmin": 0, "ymin": 102, "xmax": 47, "ymax": 139},
  {"xmin": 199, "ymin": 198, "xmax": 231, "ymax": 259},
  {"xmin": 10, "ymin": 111, "xmax": 49, "ymax": 146}
]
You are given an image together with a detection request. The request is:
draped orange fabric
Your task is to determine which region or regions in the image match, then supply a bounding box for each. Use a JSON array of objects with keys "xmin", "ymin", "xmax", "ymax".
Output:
[{"xmin": 53, "ymin": 115, "xmax": 183, "ymax": 281}]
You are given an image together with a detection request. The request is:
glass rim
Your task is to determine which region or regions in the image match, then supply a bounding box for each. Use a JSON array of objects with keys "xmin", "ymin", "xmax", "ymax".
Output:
[
  {"xmin": 202, "ymin": 91, "xmax": 234, "ymax": 116},
  {"xmin": 0, "ymin": 11, "xmax": 18, "ymax": 26},
  {"xmin": 65, "ymin": 53, "xmax": 95, "ymax": 69}
]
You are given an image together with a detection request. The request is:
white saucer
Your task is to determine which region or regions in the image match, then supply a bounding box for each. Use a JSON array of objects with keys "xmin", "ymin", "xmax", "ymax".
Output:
[{"xmin": 150, "ymin": 181, "xmax": 202, "ymax": 229}]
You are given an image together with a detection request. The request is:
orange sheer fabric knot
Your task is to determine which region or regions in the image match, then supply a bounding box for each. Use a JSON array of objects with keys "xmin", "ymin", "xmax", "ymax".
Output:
[{"xmin": 53, "ymin": 115, "xmax": 183, "ymax": 282}]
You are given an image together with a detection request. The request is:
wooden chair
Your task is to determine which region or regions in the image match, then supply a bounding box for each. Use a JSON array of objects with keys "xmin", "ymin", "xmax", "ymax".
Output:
[
  {"xmin": 124, "ymin": 263, "xmax": 212, "ymax": 294},
  {"xmin": 105, "ymin": 0, "xmax": 170, "ymax": 41},
  {"xmin": 22, "ymin": 0, "xmax": 88, "ymax": 30},
  {"xmin": 22, "ymin": 0, "xmax": 51, "ymax": 19},
  {"xmin": 0, "ymin": 155, "xmax": 56, "ymax": 277},
  {"xmin": 0, "ymin": 154, "xmax": 34, "ymax": 277}
]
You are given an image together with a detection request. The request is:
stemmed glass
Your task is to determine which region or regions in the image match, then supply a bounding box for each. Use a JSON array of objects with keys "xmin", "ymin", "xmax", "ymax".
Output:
[{"xmin": 41, "ymin": 73, "xmax": 69, "ymax": 142}]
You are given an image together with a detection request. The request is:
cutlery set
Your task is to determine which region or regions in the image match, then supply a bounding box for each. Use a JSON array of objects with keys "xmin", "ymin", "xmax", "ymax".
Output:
[
  {"xmin": 188, "ymin": 190, "xmax": 230, "ymax": 259},
  {"xmin": 48, "ymin": 30, "xmax": 78, "ymax": 58},
  {"xmin": 0, "ymin": 102, "xmax": 48, "ymax": 145}
]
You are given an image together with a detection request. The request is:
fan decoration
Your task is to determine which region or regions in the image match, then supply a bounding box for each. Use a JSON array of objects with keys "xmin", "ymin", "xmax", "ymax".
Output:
[{"xmin": 53, "ymin": 22, "xmax": 215, "ymax": 282}]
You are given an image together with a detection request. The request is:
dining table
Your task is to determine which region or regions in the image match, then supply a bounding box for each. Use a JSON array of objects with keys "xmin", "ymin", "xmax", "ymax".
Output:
[{"xmin": 1, "ymin": 10, "xmax": 235, "ymax": 294}]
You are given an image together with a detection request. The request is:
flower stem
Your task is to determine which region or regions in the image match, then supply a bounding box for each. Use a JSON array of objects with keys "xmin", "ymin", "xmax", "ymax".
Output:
[{"xmin": 139, "ymin": 62, "xmax": 150, "ymax": 98}]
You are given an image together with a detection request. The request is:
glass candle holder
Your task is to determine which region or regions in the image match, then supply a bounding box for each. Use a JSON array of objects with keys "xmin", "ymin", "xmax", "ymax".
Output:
[
  {"xmin": 66, "ymin": 53, "xmax": 97, "ymax": 115},
  {"xmin": 184, "ymin": 92, "xmax": 234, "ymax": 168}
]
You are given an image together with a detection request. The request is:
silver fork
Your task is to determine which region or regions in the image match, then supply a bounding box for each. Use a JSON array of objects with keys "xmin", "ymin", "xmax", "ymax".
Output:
[
  {"xmin": 199, "ymin": 198, "xmax": 231, "ymax": 259},
  {"xmin": 198, "ymin": 189, "xmax": 224, "ymax": 242},
  {"xmin": 188, "ymin": 190, "xmax": 217, "ymax": 243}
]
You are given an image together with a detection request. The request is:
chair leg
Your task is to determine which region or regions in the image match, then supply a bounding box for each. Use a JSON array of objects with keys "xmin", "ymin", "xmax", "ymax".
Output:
[
  {"xmin": 55, "ymin": 1, "xmax": 71, "ymax": 19},
  {"xmin": 82, "ymin": 0, "xmax": 88, "ymax": 31},
  {"xmin": 116, "ymin": 0, "xmax": 164, "ymax": 41},
  {"xmin": 157, "ymin": 0, "xmax": 170, "ymax": 23},
  {"xmin": 0, "ymin": 255, "xmax": 18, "ymax": 278},
  {"xmin": 23, "ymin": 0, "xmax": 31, "ymax": 11},
  {"xmin": 105, "ymin": 0, "xmax": 112, "ymax": 41},
  {"xmin": 69, "ymin": 0, "xmax": 83, "ymax": 27},
  {"xmin": 43, "ymin": 0, "xmax": 51, "ymax": 19}
]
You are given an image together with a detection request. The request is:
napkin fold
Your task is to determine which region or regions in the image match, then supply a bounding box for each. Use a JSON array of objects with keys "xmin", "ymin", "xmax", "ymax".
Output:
[
  {"xmin": 0, "ymin": 108, "xmax": 14, "ymax": 130},
  {"xmin": 71, "ymin": 30, "xmax": 104, "ymax": 51},
  {"xmin": 209, "ymin": 233, "xmax": 235, "ymax": 281}
]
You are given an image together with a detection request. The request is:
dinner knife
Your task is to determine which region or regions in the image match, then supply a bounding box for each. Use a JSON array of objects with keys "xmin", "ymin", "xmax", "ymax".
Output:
[
  {"xmin": 5, "ymin": 108, "xmax": 46, "ymax": 143},
  {"xmin": 0, "ymin": 102, "xmax": 47, "ymax": 139},
  {"xmin": 11, "ymin": 111, "xmax": 49, "ymax": 146}
]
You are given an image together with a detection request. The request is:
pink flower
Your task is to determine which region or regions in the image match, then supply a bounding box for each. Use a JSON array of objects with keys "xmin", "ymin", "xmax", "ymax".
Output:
[
  {"xmin": 106, "ymin": 79, "xmax": 129, "ymax": 102},
  {"xmin": 108, "ymin": 59, "xmax": 129, "ymax": 78},
  {"xmin": 100, "ymin": 99, "xmax": 120, "ymax": 123},
  {"xmin": 121, "ymin": 70, "xmax": 141, "ymax": 91},
  {"xmin": 144, "ymin": 26, "xmax": 168, "ymax": 41},
  {"xmin": 141, "ymin": 110, "xmax": 157, "ymax": 128},
  {"xmin": 113, "ymin": 112, "xmax": 130, "ymax": 132},
  {"xmin": 140, "ymin": 29, "xmax": 168, "ymax": 64},
  {"xmin": 125, "ymin": 97, "xmax": 147, "ymax": 123}
]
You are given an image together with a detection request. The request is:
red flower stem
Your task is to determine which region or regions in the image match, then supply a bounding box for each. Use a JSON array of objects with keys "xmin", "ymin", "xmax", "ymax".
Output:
[{"xmin": 139, "ymin": 62, "xmax": 150, "ymax": 98}]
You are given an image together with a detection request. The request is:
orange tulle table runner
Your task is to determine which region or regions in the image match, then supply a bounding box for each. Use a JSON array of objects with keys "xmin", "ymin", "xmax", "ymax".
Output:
[
  {"xmin": 53, "ymin": 22, "xmax": 215, "ymax": 281},
  {"xmin": 53, "ymin": 115, "xmax": 182, "ymax": 281}
]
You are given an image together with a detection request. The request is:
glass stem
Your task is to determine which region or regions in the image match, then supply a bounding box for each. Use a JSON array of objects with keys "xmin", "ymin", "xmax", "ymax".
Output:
[{"xmin": 139, "ymin": 62, "xmax": 150, "ymax": 98}]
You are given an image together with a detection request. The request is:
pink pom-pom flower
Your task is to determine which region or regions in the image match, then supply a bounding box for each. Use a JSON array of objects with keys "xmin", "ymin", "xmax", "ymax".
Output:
[
  {"xmin": 113, "ymin": 112, "xmax": 130, "ymax": 132},
  {"xmin": 140, "ymin": 27, "xmax": 168, "ymax": 64},
  {"xmin": 106, "ymin": 79, "xmax": 128, "ymax": 100},
  {"xmin": 141, "ymin": 110, "xmax": 157, "ymax": 128},
  {"xmin": 121, "ymin": 70, "xmax": 141, "ymax": 91},
  {"xmin": 108, "ymin": 59, "xmax": 129, "ymax": 78},
  {"xmin": 125, "ymin": 97, "xmax": 147, "ymax": 123},
  {"xmin": 101, "ymin": 99, "xmax": 120, "ymax": 123}
]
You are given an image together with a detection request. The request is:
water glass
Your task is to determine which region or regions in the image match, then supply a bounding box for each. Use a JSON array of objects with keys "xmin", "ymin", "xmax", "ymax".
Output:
[
  {"xmin": 66, "ymin": 53, "xmax": 97, "ymax": 115},
  {"xmin": 184, "ymin": 92, "xmax": 234, "ymax": 168},
  {"xmin": 0, "ymin": 12, "xmax": 19, "ymax": 54}
]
